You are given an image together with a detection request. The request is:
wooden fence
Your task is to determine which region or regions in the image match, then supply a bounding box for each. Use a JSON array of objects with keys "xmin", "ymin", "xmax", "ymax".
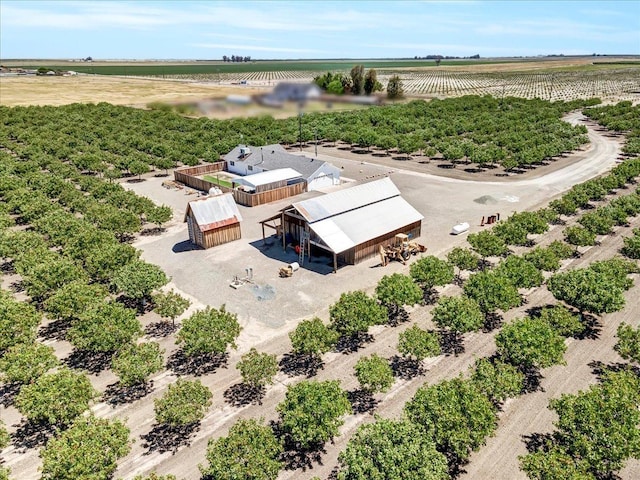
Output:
[{"xmin": 174, "ymin": 163, "xmax": 306, "ymax": 207}]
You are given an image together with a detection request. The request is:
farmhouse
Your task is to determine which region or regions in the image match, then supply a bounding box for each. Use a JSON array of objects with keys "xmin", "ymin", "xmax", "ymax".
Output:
[
  {"xmin": 224, "ymin": 144, "xmax": 340, "ymax": 191},
  {"xmin": 278, "ymin": 177, "xmax": 423, "ymax": 271},
  {"xmin": 232, "ymin": 168, "xmax": 304, "ymax": 193},
  {"xmin": 261, "ymin": 82, "xmax": 322, "ymax": 105},
  {"xmin": 184, "ymin": 193, "xmax": 242, "ymax": 249}
]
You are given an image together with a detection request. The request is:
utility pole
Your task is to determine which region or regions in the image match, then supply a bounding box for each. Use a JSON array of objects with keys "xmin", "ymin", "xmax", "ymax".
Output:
[
  {"xmin": 298, "ymin": 102, "xmax": 304, "ymax": 151},
  {"xmin": 314, "ymin": 128, "xmax": 318, "ymax": 157}
]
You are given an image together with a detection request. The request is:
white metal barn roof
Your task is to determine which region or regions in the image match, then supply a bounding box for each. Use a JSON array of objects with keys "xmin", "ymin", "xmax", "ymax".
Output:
[
  {"xmin": 310, "ymin": 196, "xmax": 423, "ymax": 253},
  {"xmin": 293, "ymin": 177, "xmax": 400, "ymax": 223},
  {"xmin": 184, "ymin": 193, "xmax": 243, "ymax": 232},
  {"xmin": 233, "ymin": 168, "xmax": 302, "ymax": 188}
]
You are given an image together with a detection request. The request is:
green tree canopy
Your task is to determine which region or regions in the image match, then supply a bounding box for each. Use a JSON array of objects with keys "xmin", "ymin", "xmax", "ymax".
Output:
[
  {"xmin": 68, "ymin": 301, "xmax": 142, "ymax": 352},
  {"xmin": 467, "ymin": 230, "xmax": 508, "ymax": 258},
  {"xmin": 470, "ymin": 357, "xmax": 524, "ymax": 404},
  {"xmin": 176, "ymin": 305, "xmax": 241, "ymax": 356},
  {"xmin": 563, "ymin": 225, "xmax": 596, "ymax": 249},
  {"xmin": 494, "ymin": 255, "xmax": 544, "ymax": 289},
  {"xmin": 111, "ymin": 342, "xmax": 164, "ymax": 386},
  {"xmin": 0, "ymin": 292, "xmax": 41, "ymax": 352},
  {"xmin": 432, "ymin": 295, "xmax": 484, "ymax": 335},
  {"xmin": 409, "ymin": 256, "xmax": 454, "ymax": 290},
  {"xmin": 350, "ymin": 65, "xmax": 365, "ymax": 95},
  {"xmin": 237, "ymin": 348, "xmax": 279, "ymax": 388},
  {"xmin": 0, "ymin": 419, "xmax": 9, "ymax": 450},
  {"xmin": 397, "ymin": 325, "xmax": 441, "ymax": 360},
  {"xmin": 199, "ymin": 418, "xmax": 283, "ymax": 480},
  {"xmin": 447, "ymin": 246, "xmax": 481, "ymax": 272},
  {"xmin": 354, "ymin": 354, "xmax": 394, "ymax": 393},
  {"xmin": 386, "ymin": 75, "xmax": 404, "ymax": 100},
  {"xmin": 40, "ymin": 415, "xmax": 131, "ymax": 480},
  {"xmin": 329, "ymin": 291, "xmax": 387, "ymax": 337},
  {"xmin": 375, "ymin": 273, "xmax": 422, "ymax": 311},
  {"xmin": 152, "ymin": 289, "xmax": 190, "ymax": 325},
  {"xmin": 463, "ymin": 270, "xmax": 521, "ymax": 313},
  {"xmin": 15, "ymin": 368, "xmax": 97, "ymax": 427},
  {"xmin": 277, "ymin": 380, "xmax": 351, "ymax": 449},
  {"xmin": 537, "ymin": 305, "xmax": 585, "ymax": 337},
  {"xmin": 113, "ymin": 260, "xmax": 168, "ymax": 301},
  {"xmin": 154, "ymin": 379, "xmax": 212, "ymax": 426},
  {"xmin": 496, "ymin": 317, "xmax": 566, "ymax": 368},
  {"xmin": 43, "ymin": 280, "xmax": 107, "ymax": 321},
  {"xmin": 615, "ymin": 323, "xmax": 640, "ymax": 363},
  {"xmin": 337, "ymin": 418, "xmax": 448, "ymax": 480},
  {"xmin": 0, "ymin": 342, "xmax": 59, "ymax": 384},
  {"xmin": 289, "ymin": 317, "xmax": 339, "ymax": 357},
  {"xmin": 405, "ymin": 377, "xmax": 498, "ymax": 461}
]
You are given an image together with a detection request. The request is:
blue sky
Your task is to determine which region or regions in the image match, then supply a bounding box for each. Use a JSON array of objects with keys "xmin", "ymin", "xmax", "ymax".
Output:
[{"xmin": 1, "ymin": 1, "xmax": 639, "ymax": 59}]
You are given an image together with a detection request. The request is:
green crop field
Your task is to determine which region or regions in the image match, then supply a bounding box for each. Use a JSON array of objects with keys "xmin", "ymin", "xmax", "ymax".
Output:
[{"xmin": 203, "ymin": 175, "xmax": 233, "ymax": 188}]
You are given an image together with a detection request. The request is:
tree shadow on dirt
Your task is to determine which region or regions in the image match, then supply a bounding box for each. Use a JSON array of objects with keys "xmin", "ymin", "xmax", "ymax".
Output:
[
  {"xmin": 522, "ymin": 431, "xmax": 556, "ymax": 453},
  {"xmin": 9, "ymin": 280, "xmax": 25, "ymax": 293},
  {"xmin": 422, "ymin": 288, "xmax": 440, "ymax": 306},
  {"xmin": 63, "ymin": 349, "xmax": 113, "ymax": 375},
  {"xmin": 0, "ymin": 259, "xmax": 15, "ymax": 274},
  {"xmin": 103, "ymin": 380, "xmax": 154, "ymax": 406},
  {"xmin": 270, "ymin": 420, "xmax": 327, "ymax": 471},
  {"xmin": 11, "ymin": 419, "xmax": 57, "ymax": 450},
  {"xmin": 115, "ymin": 294, "xmax": 154, "ymax": 315},
  {"xmin": 482, "ymin": 312, "xmax": 504, "ymax": 333},
  {"xmin": 0, "ymin": 382, "xmax": 21, "ymax": 408},
  {"xmin": 223, "ymin": 383, "xmax": 266, "ymax": 407},
  {"xmin": 334, "ymin": 332, "xmax": 374, "ymax": 355},
  {"xmin": 439, "ymin": 331, "xmax": 465, "ymax": 356},
  {"xmin": 390, "ymin": 355, "xmax": 424, "ymax": 380},
  {"xmin": 588, "ymin": 360, "xmax": 640, "ymax": 382},
  {"xmin": 453, "ymin": 274, "xmax": 465, "ymax": 287},
  {"xmin": 386, "ymin": 306, "xmax": 409, "ymax": 327},
  {"xmin": 279, "ymin": 353, "xmax": 324, "ymax": 378},
  {"xmin": 166, "ymin": 350, "xmax": 229, "ymax": 377},
  {"xmin": 443, "ymin": 451, "xmax": 469, "ymax": 479},
  {"xmin": 144, "ymin": 321, "xmax": 178, "ymax": 338},
  {"xmin": 140, "ymin": 227, "xmax": 166, "ymax": 236},
  {"xmin": 38, "ymin": 317, "xmax": 72, "ymax": 341},
  {"xmin": 347, "ymin": 388, "xmax": 378, "ymax": 414},
  {"xmin": 141, "ymin": 422, "xmax": 200, "ymax": 455},
  {"xmin": 520, "ymin": 365, "xmax": 544, "ymax": 394}
]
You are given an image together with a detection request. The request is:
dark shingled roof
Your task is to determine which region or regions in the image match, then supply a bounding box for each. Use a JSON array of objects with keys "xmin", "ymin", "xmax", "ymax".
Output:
[{"xmin": 223, "ymin": 144, "xmax": 327, "ymax": 179}]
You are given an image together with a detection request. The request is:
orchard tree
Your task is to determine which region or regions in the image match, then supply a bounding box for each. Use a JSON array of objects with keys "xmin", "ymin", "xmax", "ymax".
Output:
[
  {"xmin": 152, "ymin": 290, "xmax": 190, "ymax": 326},
  {"xmin": 523, "ymin": 246, "xmax": 562, "ymax": 272},
  {"xmin": 154, "ymin": 379, "xmax": 212, "ymax": 426},
  {"xmin": 113, "ymin": 260, "xmax": 168, "ymax": 305},
  {"xmin": 621, "ymin": 229, "xmax": 640, "ymax": 259},
  {"xmin": 563, "ymin": 225, "xmax": 596, "ymax": 252},
  {"xmin": 470, "ymin": 358, "xmax": 524, "ymax": 404},
  {"xmin": 397, "ymin": 325, "xmax": 441, "ymax": 360},
  {"xmin": 363, "ymin": 69, "xmax": 383, "ymax": 95},
  {"xmin": 495, "ymin": 317, "xmax": 566, "ymax": 368},
  {"xmin": 68, "ymin": 302, "xmax": 142, "ymax": 352},
  {"xmin": 277, "ymin": 380, "xmax": 351, "ymax": 449},
  {"xmin": 615, "ymin": 323, "xmax": 640, "ymax": 363},
  {"xmin": 199, "ymin": 418, "xmax": 283, "ymax": 480},
  {"xmin": 405, "ymin": 377, "xmax": 498, "ymax": 462},
  {"xmin": 0, "ymin": 293, "xmax": 41, "ymax": 352},
  {"xmin": 409, "ymin": 255, "xmax": 454, "ymax": 291},
  {"xmin": 129, "ymin": 159, "xmax": 150, "ymax": 180},
  {"xmin": 350, "ymin": 65, "xmax": 365, "ymax": 95},
  {"xmin": 354, "ymin": 354, "xmax": 394, "ymax": 393},
  {"xmin": 289, "ymin": 317, "xmax": 339, "ymax": 358},
  {"xmin": 176, "ymin": 305, "xmax": 241, "ymax": 356},
  {"xmin": 494, "ymin": 255, "xmax": 544, "ymax": 289},
  {"xmin": 0, "ymin": 342, "xmax": 59, "ymax": 385},
  {"xmin": 15, "ymin": 368, "xmax": 97, "ymax": 427},
  {"xmin": 111, "ymin": 342, "xmax": 164, "ymax": 387},
  {"xmin": 237, "ymin": 348, "xmax": 278, "ymax": 388},
  {"xmin": 547, "ymin": 268, "xmax": 627, "ymax": 315},
  {"xmin": 463, "ymin": 270, "xmax": 521, "ymax": 314},
  {"xmin": 467, "ymin": 230, "xmax": 508, "ymax": 258},
  {"xmin": 43, "ymin": 280, "xmax": 107, "ymax": 321},
  {"xmin": 520, "ymin": 445, "xmax": 591, "ymax": 480},
  {"xmin": 538, "ymin": 305, "xmax": 585, "ymax": 337},
  {"xmin": 375, "ymin": 273, "xmax": 422, "ymax": 317},
  {"xmin": 19, "ymin": 255, "xmax": 88, "ymax": 301},
  {"xmin": 329, "ymin": 291, "xmax": 387, "ymax": 337},
  {"xmin": 40, "ymin": 415, "xmax": 130, "ymax": 480},
  {"xmin": 337, "ymin": 418, "xmax": 448, "ymax": 480},
  {"xmin": 146, "ymin": 205, "xmax": 172, "ymax": 228},
  {"xmin": 447, "ymin": 246, "xmax": 481, "ymax": 272},
  {"xmin": 0, "ymin": 419, "xmax": 9, "ymax": 449},
  {"xmin": 84, "ymin": 241, "xmax": 139, "ymax": 282},
  {"xmin": 432, "ymin": 295, "xmax": 484, "ymax": 343},
  {"xmin": 548, "ymin": 240, "xmax": 575, "ymax": 260}
]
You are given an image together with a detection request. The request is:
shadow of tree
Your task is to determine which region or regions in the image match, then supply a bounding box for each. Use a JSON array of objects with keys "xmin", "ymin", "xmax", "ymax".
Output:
[
  {"xmin": 223, "ymin": 383, "xmax": 265, "ymax": 407},
  {"xmin": 522, "ymin": 432, "xmax": 556, "ymax": 453},
  {"xmin": 103, "ymin": 381, "xmax": 154, "ymax": 406},
  {"xmin": 0, "ymin": 259, "xmax": 15, "ymax": 274},
  {"xmin": 270, "ymin": 420, "xmax": 327, "ymax": 471},
  {"xmin": 334, "ymin": 333, "xmax": 374, "ymax": 355},
  {"xmin": 588, "ymin": 360, "xmax": 640, "ymax": 382},
  {"xmin": 422, "ymin": 288, "xmax": 439, "ymax": 306},
  {"xmin": 482, "ymin": 312, "xmax": 503, "ymax": 333},
  {"xmin": 115, "ymin": 294, "xmax": 154, "ymax": 315},
  {"xmin": 0, "ymin": 382, "xmax": 21, "ymax": 408},
  {"xmin": 140, "ymin": 227, "xmax": 166, "ymax": 236},
  {"xmin": 279, "ymin": 353, "xmax": 324, "ymax": 378},
  {"xmin": 389, "ymin": 355, "xmax": 424, "ymax": 380},
  {"xmin": 386, "ymin": 306, "xmax": 409, "ymax": 327},
  {"xmin": 574, "ymin": 313, "xmax": 602, "ymax": 340},
  {"xmin": 347, "ymin": 389, "xmax": 378, "ymax": 414},
  {"xmin": 141, "ymin": 422, "xmax": 200, "ymax": 455},
  {"xmin": 520, "ymin": 365, "xmax": 544, "ymax": 394},
  {"xmin": 439, "ymin": 331, "xmax": 465, "ymax": 356},
  {"xmin": 63, "ymin": 349, "xmax": 113, "ymax": 375},
  {"xmin": 11, "ymin": 419, "xmax": 57, "ymax": 450},
  {"xmin": 453, "ymin": 274, "xmax": 465, "ymax": 287},
  {"xmin": 144, "ymin": 321, "xmax": 178, "ymax": 338},
  {"xmin": 9, "ymin": 280, "xmax": 25, "ymax": 293},
  {"xmin": 38, "ymin": 317, "xmax": 72, "ymax": 341},
  {"xmin": 444, "ymin": 450, "xmax": 469, "ymax": 479},
  {"xmin": 166, "ymin": 350, "xmax": 228, "ymax": 377}
]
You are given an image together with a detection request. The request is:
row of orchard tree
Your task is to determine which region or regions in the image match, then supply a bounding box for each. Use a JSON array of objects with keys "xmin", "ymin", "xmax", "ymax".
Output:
[{"xmin": 0, "ymin": 95, "xmax": 600, "ymax": 179}]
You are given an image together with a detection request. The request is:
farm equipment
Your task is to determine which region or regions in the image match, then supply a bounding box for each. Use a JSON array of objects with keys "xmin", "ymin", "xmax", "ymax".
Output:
[
  {"xmin": 279, "ymin": 262, "xmax": 300, "ymax": 278},
  {"xmin": 379, "ymin": 234, "xmax": 427, "ymax": 266}
]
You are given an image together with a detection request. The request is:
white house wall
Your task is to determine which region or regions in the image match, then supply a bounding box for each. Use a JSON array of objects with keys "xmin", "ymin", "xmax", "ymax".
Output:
[
  {"xmin": 307, "ymin": 163, "xmax": 341, "ymax": 191},
  {"xmin": 226, "ymin": 161, "xmax": 264, "ymax": 176}
]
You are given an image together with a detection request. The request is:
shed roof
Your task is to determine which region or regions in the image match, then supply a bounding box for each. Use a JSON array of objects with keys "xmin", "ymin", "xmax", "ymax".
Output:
[
  {"xmin": 224, "ymin": 144, "xmax": 328, "ymax": 179},
  {"xmin": 184, "ymin": 193, "xmax": 242, "ymax": 232},
  {"xmin": 310, "ymin": 195, "xmax": 423, "ymax": 253},
  {"xmin": 293, "ymin": 177, "xmax": 400, "ymax": 223},
  {"xmin": 233, "ymin": 168, "xmax": 302, "ymax": 189}
]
